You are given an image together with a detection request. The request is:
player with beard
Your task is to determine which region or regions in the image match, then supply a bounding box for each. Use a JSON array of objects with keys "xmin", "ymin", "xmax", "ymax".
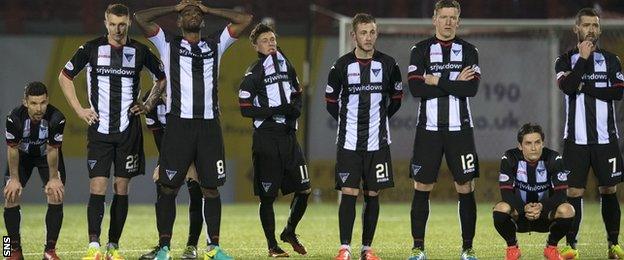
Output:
[
  {"xmin": 135, "ymin": 1, "xmax": 252, "ymax": 259},
  {"xmin": 555, "ymin": 8, "xmax": 624, "ymax": 259}
]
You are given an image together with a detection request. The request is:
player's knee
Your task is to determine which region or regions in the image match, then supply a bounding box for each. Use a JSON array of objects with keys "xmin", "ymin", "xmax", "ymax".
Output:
[
  {"xmin": 341, "ymin": 187, "xmax": 359, "ymax": 196},
  {"xmin": 89, "ymin": 177, "xmax": 108, "ymax": 195},
  {"xmin": 259, "ymin": 196, "xmax": 276, "ymax": 204},
  {"xmin": 454, "ymin": 180, "xmax": 474, "ymax": 194},
  {"xmin": 364, "ymin": 190, "xmax": 379, "ymax": 197},
  {"xmin": 567, "ymin": 187, "xmax": 585, "ymax": 197},
  {"xmin": 158, "ymin": 184, "xmax": 179, "ymax": 195},
  {"xmin": 556, "ymin": 203, "xmax": 575, "ymax": 218},
  {"xmin": 46, "ymin": 195, "xmax": 63, "ymax": 205},
  {"xmin": 493, "ymin": 201, "xmax": 512, "ymax": 214},
  {"xmin": 201, "ymin": 187, "xmax": 219, "ymax": 198},
  {"xmin": 4, "ymin": 200, "xmax": 20, "ymax": 208},
  {"xmin": 599, "ymin": 185, "xmax": 617, "ymax": 194},
  {"xmin": 113, "ymin": 177, "xmax": 130, "ymax": 195},
  {"xmin": 297, "ymin": 188, "xmax": 312, "ymax": 195},
  {"xmin": 414, "ymin": 181, "xmax": 434, "ymax": 191}
]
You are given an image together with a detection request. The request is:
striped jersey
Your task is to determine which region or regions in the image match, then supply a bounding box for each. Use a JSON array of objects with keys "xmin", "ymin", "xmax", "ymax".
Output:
[
  {"xmin": 498, "ymin": 148, "xmax": 568, "ymax": 204},
  {"xmin": 555, "ymin": 48, "xmax": 624, "ymax": 145},
  {"xmin": 5, "ymin": 105, "xmax": 65, "ymax": 157},
  {"xmin": 62, "ymin": 37, "xmax": 166, "ymax": 134},
  {"xmin": 239, "ymin": 50, "xmax": 301, "ymax": 130},
  {"xmin": 408, "ymin": 37, "xmax": 480, "ymax": 131},
  {"xmin": 148, "ymin": 26, "xmax": 237, "ymax": 119},
  {"xmin": 325, "ymin": 50, "xmax": 403, "ymax": 151}
]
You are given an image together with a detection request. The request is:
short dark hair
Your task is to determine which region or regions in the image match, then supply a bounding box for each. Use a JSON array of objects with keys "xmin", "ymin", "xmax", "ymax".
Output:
[
  {"xmin": 249, "ymin": 23, "xmax": 275, "ymax": 44},
  {"xmin": 434, "ymin": 0, "xmax": 461, "ymax": 16},
  {"xmin": 24, "ymin": 81, "xmax": 48, "ymax": 97},
  {"xmin": 351, "ymin": 13, "xmax": 376, "ymax": 32},
  {"xmin": 105, "ymin": 3, "xmax": 129, "ymax": 17},
  {"xmin": 575, "ymin": 8, "xmax": 600, "ymax": 25},
  {"xmin": 517, "ymin": 123, "xmax": 545, "ymax": 143}
]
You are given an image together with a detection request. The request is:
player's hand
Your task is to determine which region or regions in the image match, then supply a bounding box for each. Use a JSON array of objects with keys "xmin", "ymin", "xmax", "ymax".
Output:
[
  {"xmin": 578, "ymin": 40, "xmax": 594, "ymax": 59},
  {"xmin": 424, "ymin": 74, "xmax": 440, "ymax": 86},
  {"xmin": 3, "ymin": 178, "xmax": 22, "ymax": 203},
  {"xmin": 175, "ymin": 0, "xmax": 194, "ymax": 12},
  {"xmin": 457, "ymin": 66, "xmax": 476, "ymax": 81},
  {"xmin": 130, "ymin": 102, "xmax": 149, "ymax": 115},
  {"xmin": 77, "ymin": 107, "xmax": 99, "ymax": 126},
  {"xmin": 193, "ymin": 1, "xmax": 211, "ymax": 13},
  {"xmin": 45, "ymin": 177, "xmax": 64, "ymax": 202},
  {"xmin": 152, "ymin": 165, "xmax": 160, "ymax": 182}
]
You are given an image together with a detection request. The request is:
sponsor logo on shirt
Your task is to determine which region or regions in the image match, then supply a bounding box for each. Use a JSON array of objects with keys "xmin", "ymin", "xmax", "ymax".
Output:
[
  {"xmin": 408, "ymin": 65, "xmax": 418, "ymax": 73},
  {"xmin": 54, "ymin": 133, "xmax": 63, "ymax": 142},
  {"xmin": 65, "ymin": 61, "xmax": 74, "ymax": 71},
  {"xmin": 429, "ymin": 63, "xmax": 463, "ymax": 72},
  {"xmin": 5, "ymin": 131, "xmax": 15, "ymax": 140},
  {"xmin": 325, "ymin": 85, "xmax": 334, "ymax": 93},
  {"xmin": 557, "ymin": 171, "xmax": 568, "ymax": 181},
  {"xmin": 499, "ymin": 173, "xmax": 510, "ymax": 182},
  {"xmin": 239, "ymin": 90, "xmax": 251, "ymax": 99}
]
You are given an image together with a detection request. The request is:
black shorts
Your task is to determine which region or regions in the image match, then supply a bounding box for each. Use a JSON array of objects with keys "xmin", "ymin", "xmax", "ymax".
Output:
[
  {"xmin": 87, "ymin": 117, "xmax": 144, "ymax": 178},
  {"xmin": 563, "ymin": 140, "xmax": 623, "ymax": 188},
  {"xmin": 410, "ymin": 128, "xmax": 479, "ymax": 184},
  {"xmin": 158, "ymin": 116, "xmax": 226, "ymax": 189},
  {"xmin": 252, "ymin": 129, "xmax": 310, "ymax": 197},
  {"xmin": 335, "ymin": 146, "xmax": 394, "ymax": 191},
  {"xmin": 4, "ymin": 151, "xmax": 66, "ymax": 188}
]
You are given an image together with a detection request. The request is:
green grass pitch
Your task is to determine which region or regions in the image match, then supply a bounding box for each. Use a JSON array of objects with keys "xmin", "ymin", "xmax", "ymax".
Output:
[{"xmin": 4, "ymin": 201, "xmax": 616, "ymax": 259}]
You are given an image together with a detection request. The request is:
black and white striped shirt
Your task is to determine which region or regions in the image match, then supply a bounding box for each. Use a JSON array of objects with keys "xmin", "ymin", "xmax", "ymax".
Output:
[
  {"xmin": 5, "ymin": 105, "xmax": 66, "ymax": 157},
  {"xmin": 62, "ymin": 37, "xmax": 166, "ymax": 134},
  {"xmin": 239, "ymin": 50, "xmax": 301, "ymax": 130},
  {"xmin": 148, "ymin": 26, "xmax": 237, "ymax": 119},
  {"xmin": 325, "ymin": 50, "xmax": 403, "ymax": 151},
  {"xmin": 408, "ymin": 37, "xmax": 480, "ymax": 131},
  {"xmin": 556, "ymin": 48, "xmax": 624, "ymax": 145}
]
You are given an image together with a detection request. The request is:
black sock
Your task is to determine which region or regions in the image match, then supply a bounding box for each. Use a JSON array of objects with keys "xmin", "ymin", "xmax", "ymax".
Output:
[
  {"xmin": 259, "ymin": 196, "xmax": 277, "ymax": 249},
  {"xmin": 549, "ymin": 217, "xmax": 573, "ymax": 246},
  {"xmin": 156, "ymin": 186, "xmax": 177, "ymax": 248},
  {"xmin": 108, "ymin": 194, "xmax": 128, "ymax": 245},
  {"xmin": 4, "ymin": 206, "xmax": 21, "ymax": 250},
  {"xmin": 362, "ymin": 195, "xmax": 380, "ymax": 247},
  {"xmin": 493, "ymin": 211, "xmax": 517, "ymax": 246},
  {"xmin": 204, "ymin": 195, "xmax": 222, "ymax": 246},
  {"xmin": 411, "ymin": 190, "xmax": 430, "ymax": 250},
  {"xmin": 285, "ymin": 192, "xmax": 309, "ymax": 234},
  {"xmin": 339, "ymin": 194, "xmax": 357, "ymax": 245},
  {"xmin": 87, "ymin": 194, "xmax": 105, "ymax": 244},
  {"xmin": 155, "ymin": 184, "xmax": 162, "ymax": 234},
  {"xmin": 45, "ymin": 204, "xmax": 63, "ymax": 250},
  {"xmin": 459, "ymin": 192, "xmax": 477, "ymax": 250},
  {"xmin": 566, "ymin": 197, "xmax": 582, "ymax": 248},
  {"xmin": 601, "ymin": 193, "xmax": 620, "ymax": 246},
  {"xmin": 187, "ymin": 180, "xmax": 203, "ymax": 247}
]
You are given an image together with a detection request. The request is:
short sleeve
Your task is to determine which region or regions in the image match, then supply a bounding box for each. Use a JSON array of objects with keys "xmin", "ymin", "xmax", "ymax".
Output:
[
  {"xmin": 62, "ymin": 43, "xmax": 91, "ymax": 80},
  {"xmin": 5, "ymin": 113, "xmax": 21, "ymax": 147},
  {"xmin": 498, "ymin": 152, "xmax": 516, "ymax": 189},
  {"xmin": 239, "ymin": 70, "xmax": 258, "ymax": 107},
  {"xmin": 407, "ymin": 44, "xmax": 426, "ymax": 82},
  {"xmin": 147, "ymin": 26, "xmax": 169, "ymax": 57},
  {"xmin": 548, "ymin": 152, "xmax": 569, "ymax": 190},
  {"xmin": 325, "ymin": 63, "xmax": 342, "ymax": 103},
  {"xmin": 48, "ymin": 112, "xmax": 66, "ymax": 147},
  {"xmin": 144, "ymin": 47, "xmax": 166, "ymax": 81},
  {"xmin": 217, "ymin": 27, "xmax": 237, "ymax": 61}
]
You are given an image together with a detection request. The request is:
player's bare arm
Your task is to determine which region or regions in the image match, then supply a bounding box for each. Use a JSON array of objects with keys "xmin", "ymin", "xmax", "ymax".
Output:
[
  {"xmin": 133, "ymin": 2, "xmax": 194, "ymax": 36},
  {"xmin": 194, "ymin": 1, "xmax": 252, "ymax": 38},
  {"xmin": 58, "ymin": 73, "xmax": 99, "ymax": 125},
  {"xmin": 45, "ymin": 144, "xmax": 64, "ymax": 202},
  {"xmin": 4, "ymin": 146, "xmax": 22, "ymax": 203}
]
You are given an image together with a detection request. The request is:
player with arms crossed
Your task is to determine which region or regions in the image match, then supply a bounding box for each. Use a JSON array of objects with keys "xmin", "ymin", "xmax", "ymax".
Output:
[
  {"xmin": 407, "ymin": 0, "xmax": 481, "ymax": 259},
  {"xmin": 238, "ymin": 23, "xmax": 311, "ymax": 257}
]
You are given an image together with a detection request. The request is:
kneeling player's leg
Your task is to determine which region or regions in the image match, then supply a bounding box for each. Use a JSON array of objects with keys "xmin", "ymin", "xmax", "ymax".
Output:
[
  {"xmin": 492, "ymin": 202, "xmax": 518, "ymax": 246},
  {"xmin": 186, "ymin": 164, "xmax": 202, "ymax": 248},
  {"xmin": 548, "ymin": 203, "xmax": 575, "ymax": 246}
]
